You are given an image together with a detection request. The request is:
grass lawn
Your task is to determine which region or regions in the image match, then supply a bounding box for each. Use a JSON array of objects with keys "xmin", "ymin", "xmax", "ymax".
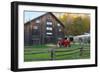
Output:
[{"xmin": 24, "ymin": 43, "xmax": 90, "ymax": 62}]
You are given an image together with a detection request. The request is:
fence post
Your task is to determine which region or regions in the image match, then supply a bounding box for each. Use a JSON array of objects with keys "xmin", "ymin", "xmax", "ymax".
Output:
[
  {"xmin": 51, "ymin": 49, "xmax": 55, "ymax": 60},
  {"xmin": 79, "ymin": 38, "xmax": 84, "ymax": 56},
  {"xmin": 80, "ymin": 47, "xmax": 83, "ymax": 56}
]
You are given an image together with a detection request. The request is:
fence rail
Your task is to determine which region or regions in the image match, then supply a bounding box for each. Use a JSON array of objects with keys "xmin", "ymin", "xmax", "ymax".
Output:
[{"xmin": 24, "ymin": 47, "xmax": 90, "ymax": 61}]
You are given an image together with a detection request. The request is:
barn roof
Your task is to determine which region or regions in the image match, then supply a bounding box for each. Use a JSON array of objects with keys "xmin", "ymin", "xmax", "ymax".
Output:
[{"xmin": 24, "ymin": 12, "xmax": 65, "ymax": 28}]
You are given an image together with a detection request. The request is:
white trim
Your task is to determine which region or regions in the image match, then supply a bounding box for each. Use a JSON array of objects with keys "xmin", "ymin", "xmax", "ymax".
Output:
[
  {"xmin": 47, "ymin": 22, "xmax": 52, "ymax": 25},
  {"xmin": 33, "ymin": 26, "xmax": 38, "ymax": 29},
  {"xmin": 46, "ymin": 27, "xmax": 53, "ymax": 30},
  {"xmin": 46, "ymin": 32, "xmax": 53, "ymax": 35},
  {"xmin": 57, "ymin": 23, "xmax": 61, "ymax": 26},
  {"xmin": 36, "ymin": 20, "xmax": 40, "ymax": 23}
]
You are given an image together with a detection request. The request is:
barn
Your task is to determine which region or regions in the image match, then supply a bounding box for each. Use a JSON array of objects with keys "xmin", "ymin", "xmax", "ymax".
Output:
[{"xmin": 24, "ymin": 12, "xmax": 65, "ymax": 46}]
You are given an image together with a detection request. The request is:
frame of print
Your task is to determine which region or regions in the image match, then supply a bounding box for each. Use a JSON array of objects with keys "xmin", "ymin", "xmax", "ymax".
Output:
[{"xmin": 11, "ymin": 1, "xmax": 98, "ymax": 72}]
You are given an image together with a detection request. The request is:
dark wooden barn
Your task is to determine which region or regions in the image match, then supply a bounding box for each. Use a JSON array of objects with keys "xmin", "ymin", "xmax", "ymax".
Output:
[{"xmin": 24, "ymin": 12, "xmax": 65, "ymax": 45}]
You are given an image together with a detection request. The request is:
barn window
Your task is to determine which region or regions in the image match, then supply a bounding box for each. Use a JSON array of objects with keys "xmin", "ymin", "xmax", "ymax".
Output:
[
  {"xmin": 46, "ymin": 32, "xmax": 52, "ymax": 35},
  {"xmin": 36, "ymin": 20, "xmax": 40, "ymax": 23},
  {"xmin": 46, "ymin": 22, "xmax": 52, "ymax": 25},
  {"xmin": 59, "ymin": 29, "xmax": 61, "ymax": 32},
  {"xmin": 57, "ymin": 23, "xmax": 61, "ymax": 26},
  {"xmin": 47, "ymin": 16, "xmax": 51, "ymax": 19},
  {"xmin": 33, "ymin": 26, "xmax": 38, "ymax": 29},
  {"xmin": 46, "ymin": 27, "xmax": 52, "ymax": 30}
]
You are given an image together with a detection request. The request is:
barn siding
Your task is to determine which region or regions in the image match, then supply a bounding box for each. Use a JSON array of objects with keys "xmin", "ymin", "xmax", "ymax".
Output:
[{"xmin": 24, "ymin": 13, "xmax": 65, "ymax": 46}]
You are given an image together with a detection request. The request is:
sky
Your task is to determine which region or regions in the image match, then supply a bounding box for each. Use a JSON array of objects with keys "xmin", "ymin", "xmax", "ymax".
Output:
[
  {"xmin": 24, "ymin": 11, "xmax": 90, "ymax": 23},
  {"xmin": 24, "ymin": 11, "xmax": 46, "ymax": 23}
]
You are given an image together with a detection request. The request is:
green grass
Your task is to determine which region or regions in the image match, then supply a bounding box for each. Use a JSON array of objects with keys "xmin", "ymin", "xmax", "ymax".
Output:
[
  {"xmin": 24, "ymin": 45, "xmax": 50, "ymax": 49},
  {"xmin": 24, "ymin": 53, "xmax": 51, "ymax": 61},
  {"xmin": 24, "ymin": 43, "xmax": 90, "ymax": 62}
]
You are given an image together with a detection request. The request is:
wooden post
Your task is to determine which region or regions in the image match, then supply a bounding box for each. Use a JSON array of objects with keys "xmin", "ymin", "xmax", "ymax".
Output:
[
  {"xmin": 51, "ymin": 49, "xmax": 55, "ymax": 60},
  {"xmin": 80, "ymin": 47, "xmax": 83, "ymax": 56},
  {"xmin": 79, "ymin": 38, "xmax": 84, "ymax": 56}
]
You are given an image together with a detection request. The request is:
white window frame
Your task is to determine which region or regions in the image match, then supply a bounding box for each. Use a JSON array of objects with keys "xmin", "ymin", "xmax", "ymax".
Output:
[
  {"xmin": 59, "ymin": 29, "xmax": 62, "ymax": 32},
  {"xmin": 46, "ymin": 32, "xmax": 53, "ymax": 35},
  {"xmin": 57, "ymin": 23, "xmax": 61, "ymax": 26},
  {"xmin": 36, "ymin": 20, "xmax": 40, "ymax": 23},
  {"xmin": 33, "ymin": 26, "xmax": 38, "ymax": 29},
  {"xmin": 46, "ymin": 27, "xmax": 53, "ymax": 30},
  {"xmin": 46, "ymin": 22, "xmax": 52, "ymax": 25}
]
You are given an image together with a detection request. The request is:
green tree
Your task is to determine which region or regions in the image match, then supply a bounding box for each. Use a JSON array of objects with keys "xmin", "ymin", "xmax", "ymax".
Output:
[{"xmin": 58, "ymin": 13, "xmax": 90, "ymax": 36}]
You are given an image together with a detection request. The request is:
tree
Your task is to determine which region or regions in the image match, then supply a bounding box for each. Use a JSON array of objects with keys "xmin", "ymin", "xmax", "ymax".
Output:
[{"xmin": 58, "ymin": 13, "xmax": 90, "ymax": 36}]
